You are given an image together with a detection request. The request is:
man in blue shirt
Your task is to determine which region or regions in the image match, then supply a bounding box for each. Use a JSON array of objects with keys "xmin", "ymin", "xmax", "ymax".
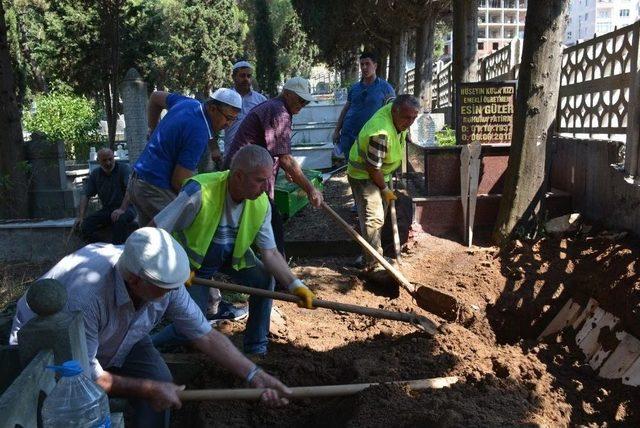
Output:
[
  {"xmin": 124, "ymin": 88, "xmax": 242, "ymax": 227},
  {"xmin": 333, "ymin": 52, "xmax": 396, "ymax": 162}
]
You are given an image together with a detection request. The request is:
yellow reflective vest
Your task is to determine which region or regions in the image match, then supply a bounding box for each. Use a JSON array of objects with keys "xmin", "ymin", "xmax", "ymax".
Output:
[
  {"xmin": 347, "ymin": 103, "xmax": 406, "ymax": 181},
  {"xmin": 173, "ymin": 171, "xmax": 269, "ymax": 270}
]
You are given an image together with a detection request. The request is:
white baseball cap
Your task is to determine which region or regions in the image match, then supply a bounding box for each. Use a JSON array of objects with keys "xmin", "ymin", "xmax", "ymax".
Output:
[
  {"xmin": 119, "ymin": 227, "xmax": 191, "ymax": 290},
  {"xmin": 283, "ymin": 76, "xmax": 314, "ymax": 102},
  {"xmin": 211, "ymin": 87, "xmax": 242, "ymax": 110},
  {"xmin": 233, "ymin": 61, "xmax": 253, "ymax": 71}
]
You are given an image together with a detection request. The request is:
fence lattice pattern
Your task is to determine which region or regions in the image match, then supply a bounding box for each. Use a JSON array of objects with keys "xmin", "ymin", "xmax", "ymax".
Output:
[{"xmin": 557, "ymin": 23, "xmax": 638, "ymax": 136}]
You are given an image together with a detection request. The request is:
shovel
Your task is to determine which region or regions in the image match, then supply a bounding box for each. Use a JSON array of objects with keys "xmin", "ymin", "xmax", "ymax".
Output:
[
  {"xmin": 321, "ymin": 202, "xmax": 461, "ymax": 321},
  {"xmin": 191, "ymin": 277, "xmax": 438, "ymax": 335},
  {"xmin": 178, "ymin": 376, "xmax": 458, "ymax": 401},
  {"xmin": 388, "ymin": 178, "xmax": 402, "ymax": 264}
]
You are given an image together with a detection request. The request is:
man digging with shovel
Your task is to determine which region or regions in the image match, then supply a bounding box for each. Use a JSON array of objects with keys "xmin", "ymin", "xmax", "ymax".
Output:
[
  {"xmin": 347, "ymin": 94, "xmax": 419, "ymax": 273},
  {"xmin": 10, "ymin": 227, "xmax": 290, "ymax": 428},
  {"xmin": 150, "ymin": 145, "xmax": 315, "ymax": 359}
]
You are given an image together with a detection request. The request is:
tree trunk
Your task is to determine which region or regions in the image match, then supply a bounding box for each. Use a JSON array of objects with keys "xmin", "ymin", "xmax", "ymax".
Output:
[
  {"xmin": 388, "ymin": 33, "xmax": 399, "ymax": 90},
  {"xmin": 103, "ymin": 1, "xmax": 121, "ymax": 149},
  {"xmin": 492, "ymin": 0, "xmax": 570, "ymax": 245},
  {"xmin": 414, "ymin": 16, "xmax": 436, "ymax": 111},
  {"xmin": 378, "ymin": 48, "xmax": 389, "ymax": 81},
  {"xmin": 0, "ymin": 1, "xmax": 29, "ymax": 219},
  {"xmin": 452, "ymin": 0, "xmax": 478, "ymax": 84},
  {"xmin": 253, "ymin": 0, "xmax": 279, "ymax": 96},
  {"xmin": 388, "ymin": 30, "xmax": 409, "ymax": 93},
  {"xmin": 104, "ymin": 82, "xmax": 116, "ymax": 150}
]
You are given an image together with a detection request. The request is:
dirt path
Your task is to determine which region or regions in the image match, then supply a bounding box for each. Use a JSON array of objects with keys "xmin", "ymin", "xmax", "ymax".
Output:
[{"xmin": 175, "ymin": 232, "xmax": 639, "ymax": 427}]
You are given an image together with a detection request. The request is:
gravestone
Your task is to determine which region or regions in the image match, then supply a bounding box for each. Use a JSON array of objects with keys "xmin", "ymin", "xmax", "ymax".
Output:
[
  {"xmin": 120, "ymin": 68, "xmax": 148, "ymax": 164},
  {"xmin": 26, "ymin": 133, "xmax": 75, "ymax": 218},
  {"xmin": 17, "ymin": 279, "xmax": 91, "ymax": 377}
]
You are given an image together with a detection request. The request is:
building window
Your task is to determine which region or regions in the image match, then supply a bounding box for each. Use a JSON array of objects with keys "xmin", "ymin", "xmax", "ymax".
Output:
[
  {"xmin": 478, "ymin": 42, "xmax": 485, "ymax": 50},
  {"xmin": 585, "ymin": 13, "xmax": 589, "ymax": 20},
  {"xmin": 620, "ymin": 9, "xmax": 630, "ymax": 17},
  {"xmin": 596, "ymin": 22, "xmax": 611, "ymax": 33},
  {"xmin": 598, "ymin": 9, "xmax": 611, "ymax": 18},
  {"xmin": 492, "ymin": 42, "xmax": 499, "ymax": 50}
]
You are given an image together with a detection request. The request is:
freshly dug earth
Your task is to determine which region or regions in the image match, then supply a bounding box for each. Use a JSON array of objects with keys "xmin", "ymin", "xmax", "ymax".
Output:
[{"xmin": 174, "ymin": 232, "xmax": 640, "ymax": 427}]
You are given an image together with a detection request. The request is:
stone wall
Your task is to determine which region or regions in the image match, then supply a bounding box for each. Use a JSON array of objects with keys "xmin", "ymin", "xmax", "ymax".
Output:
[{"xmin": 549, "ymin": 136, "xmax": 640, "ymax": 235}]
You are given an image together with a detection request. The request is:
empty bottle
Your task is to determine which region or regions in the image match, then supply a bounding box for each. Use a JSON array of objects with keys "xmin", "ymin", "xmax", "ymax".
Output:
[{"xmin": 42, "ymin": 360, "xmax": 111, "ymax": 428}]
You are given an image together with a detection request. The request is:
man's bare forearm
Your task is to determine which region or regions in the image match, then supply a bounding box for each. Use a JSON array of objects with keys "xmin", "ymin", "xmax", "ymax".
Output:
[
  {"xmin": 147, "ymin": 91, "xmax": 170, "ymax": 133},
  {"xmin": 365, "ymin": 165, "xmax": 387, "ymax": 190},
  {"xmin": 261, "ymin": 247, "xmax": 296, "ymax": 286},
  {"xmin": 96, "ymin": 371, "xmax": 156, "ymax": 399},
  {"xmin": 191, "ymin": 330, "xmax": 255, "ymax": 379},
  {"xmin": 279, "ymin": 154, "xmax": 315, "ymax": 194}
]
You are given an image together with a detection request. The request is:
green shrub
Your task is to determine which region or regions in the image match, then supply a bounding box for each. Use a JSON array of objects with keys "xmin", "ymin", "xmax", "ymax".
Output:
[
  {"xmin": 23, "ymin": 92, "xmax": 103, "ymax": 160},
  {"xmin": 435, "ymin": 126, "xmax": 456, "ymax": 146}
]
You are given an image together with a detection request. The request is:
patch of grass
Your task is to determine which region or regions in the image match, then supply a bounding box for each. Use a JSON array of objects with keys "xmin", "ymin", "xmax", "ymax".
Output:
[
  {"xmin": 435, "ymin": 126, "xmax": 456, "ymax": 146},
  {"xmin": 0, "ymin": 262, "xmax": 53, "ymax": 313}
]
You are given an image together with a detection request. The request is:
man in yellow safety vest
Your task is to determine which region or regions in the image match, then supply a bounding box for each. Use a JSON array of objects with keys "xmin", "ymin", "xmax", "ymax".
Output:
[
  {"xmin": 150, "ymin": 145, "xmax": 315, "ymax": 358},
  {"xmin": 347, "ymin": 94, "xmax": 420, "ymax": 270}
]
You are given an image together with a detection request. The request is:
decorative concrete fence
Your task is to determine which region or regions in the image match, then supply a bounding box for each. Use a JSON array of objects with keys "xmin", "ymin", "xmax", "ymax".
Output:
[
  {"xmin": 405, "ymin": 21, "xmax": 640, "ymax": 180},
  {"xmin": 0, "ymin": 280, "xmax": 123, "ymax": 427}
]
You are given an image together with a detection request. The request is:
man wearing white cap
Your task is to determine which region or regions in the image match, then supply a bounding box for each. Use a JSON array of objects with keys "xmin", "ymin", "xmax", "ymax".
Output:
[
  {"xmin": 222, "ymin": 61, "xmax": 267, "ymax": 153},
  {"xmin": 121, "ymin": 88, "xmax": 243, "ymax": 227},
  {"xmin": 9, "ymin": 227, "xmax": 291, "ymax": 428},
  {"xmin": 223, "ymin": 76, "xmax": 324, "ymax": 258}
]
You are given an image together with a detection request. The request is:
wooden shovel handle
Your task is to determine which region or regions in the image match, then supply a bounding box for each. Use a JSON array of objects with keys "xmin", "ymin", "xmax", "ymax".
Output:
[
  {"xmin": 191, "ymin": 277, "xmax": 430, "ymax": 329},
  {"xmin": 178, "ymin": 377, "xmax": 458, "ymax": 401},
  {"xmin": 321, "ymin": 202, "xmax": 415, "ymax": 293},
  {"xmin": 389, "ymin": 179, "xmax": 402, "ymax": 263}
]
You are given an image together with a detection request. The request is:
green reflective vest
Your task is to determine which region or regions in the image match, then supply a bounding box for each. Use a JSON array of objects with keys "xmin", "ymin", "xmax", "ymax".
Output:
[
  {"xmin": 173, "ymin": 170, "xmax": 269, "ymax": 271},
  {"xmin": 347, "ymin": 103, "xmax": 407, "ymax": 181}
]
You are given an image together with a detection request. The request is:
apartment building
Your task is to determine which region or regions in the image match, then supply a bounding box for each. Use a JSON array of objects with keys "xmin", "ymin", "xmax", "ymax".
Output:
[
  {"xmin": 443, "ymin": 0, "xmax": 528, "ymax": 59},
  {"xmin": 565, "ymin": 0, "xmax": 640, "ymax": 45}
]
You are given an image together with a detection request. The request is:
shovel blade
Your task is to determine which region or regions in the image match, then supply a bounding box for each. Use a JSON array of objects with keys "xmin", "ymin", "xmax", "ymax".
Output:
[{"xmin": 414, "ymin": 285, "xmax": 460, "ymax": 322}]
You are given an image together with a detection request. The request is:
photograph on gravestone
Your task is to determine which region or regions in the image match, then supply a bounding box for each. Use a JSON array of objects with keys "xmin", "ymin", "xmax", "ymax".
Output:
[{"xmin": 456, "ymin": 81, "xmax": 517, "ymax": 145}]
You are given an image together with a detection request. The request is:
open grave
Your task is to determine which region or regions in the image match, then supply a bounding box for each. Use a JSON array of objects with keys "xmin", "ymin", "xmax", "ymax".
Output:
[{"xmin": 164, "ymin": 173, "xmax": 639, "ymax": 427}]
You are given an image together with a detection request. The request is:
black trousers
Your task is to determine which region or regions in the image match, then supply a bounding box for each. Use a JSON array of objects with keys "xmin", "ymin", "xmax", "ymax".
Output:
[{"xmin": 81, "ymin": 207, "xmax": 136, "ymax": 245}]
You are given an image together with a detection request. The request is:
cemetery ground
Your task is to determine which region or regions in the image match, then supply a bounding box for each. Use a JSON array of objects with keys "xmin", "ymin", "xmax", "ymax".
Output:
[{"xmin": 1, "ymin": 174, "xmax": 639, "ymax": 426}]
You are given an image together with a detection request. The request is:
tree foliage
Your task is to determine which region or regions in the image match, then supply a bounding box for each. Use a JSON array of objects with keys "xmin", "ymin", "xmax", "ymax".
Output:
[
  {"xmin": 23, "ymin": 92, "xmax": 102, "ymax": 160},
  {"xmin": 271, "ymin": 0, "xmax": 318, "ymax": 79},
  {"xmin": 253, "ymin": 0, "xmax": 278, "ymax": 95},
  {"xmin": 0, "ymin": 0, "xmax": 29, "ymax": 219},
  {"xmin": 147, "ymin": 0, "xmax": 249, "ymax": 95}
]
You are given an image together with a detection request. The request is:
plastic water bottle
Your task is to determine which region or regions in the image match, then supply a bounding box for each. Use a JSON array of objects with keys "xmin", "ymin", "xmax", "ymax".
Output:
[{"xmin": 42, "ymin": 360, "xmax": 111, "ymax": 428}]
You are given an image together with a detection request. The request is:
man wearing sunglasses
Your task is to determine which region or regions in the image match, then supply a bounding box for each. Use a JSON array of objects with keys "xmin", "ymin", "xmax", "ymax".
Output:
[
  {"xmin": 119, "ymin": 88, "xmax": 242, "ymax": 228},
  {"xmin": 223, "ymin": 76, "xmax": 323, "ymax": 260}
]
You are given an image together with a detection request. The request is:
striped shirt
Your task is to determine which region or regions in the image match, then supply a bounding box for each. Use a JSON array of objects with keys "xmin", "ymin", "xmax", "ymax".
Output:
[{"xmin": 366, "ymin": 134, "xmax": 389, "ymax": 169}]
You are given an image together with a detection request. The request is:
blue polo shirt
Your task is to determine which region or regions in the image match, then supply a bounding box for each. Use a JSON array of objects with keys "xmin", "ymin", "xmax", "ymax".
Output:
[
  {"xmin": 338, "ymin": 77, "xmax": 395, "ymax": 158},
  {"xmin": 134, "ymin": 93, "xmax": 214, "ymax": 189}
]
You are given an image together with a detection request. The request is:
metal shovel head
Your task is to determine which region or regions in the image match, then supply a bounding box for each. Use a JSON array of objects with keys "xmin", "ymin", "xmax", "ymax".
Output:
[{"xmin": 414, "ymin": 284, "xmax": 461, "ymax": 322}]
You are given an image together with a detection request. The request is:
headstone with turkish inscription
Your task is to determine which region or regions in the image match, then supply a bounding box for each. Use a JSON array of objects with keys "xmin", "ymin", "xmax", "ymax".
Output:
[{"xmin": 456, "ymin": 81, "xmax": 516, "ymax": 145}]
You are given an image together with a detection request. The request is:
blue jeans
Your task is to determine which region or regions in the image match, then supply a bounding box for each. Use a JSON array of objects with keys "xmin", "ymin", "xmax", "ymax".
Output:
[
  {"xmin": 107, "ymin": 336, "xmax": 172, "ymax": 428},
  {"xmin": 152, "ymin": 252, "xmax": 274, "ymax": 355}
]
